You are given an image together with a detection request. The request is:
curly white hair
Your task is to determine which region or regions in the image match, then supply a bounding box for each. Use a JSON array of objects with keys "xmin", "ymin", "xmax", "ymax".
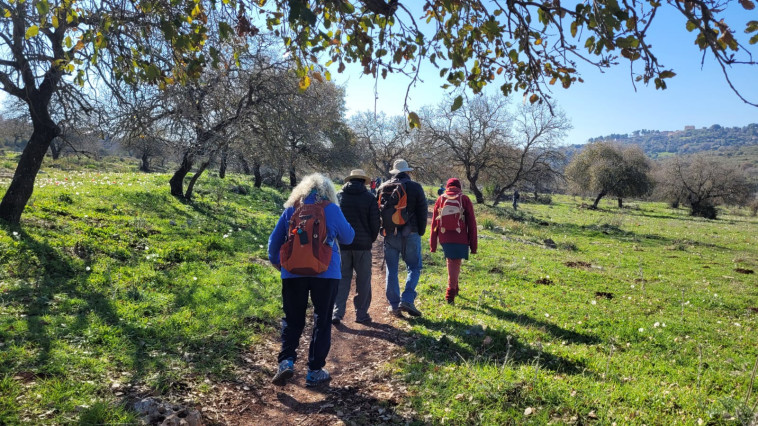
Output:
[{"xmin": 284, "ymin": 173, "xmax": 338, "ymax": 208}]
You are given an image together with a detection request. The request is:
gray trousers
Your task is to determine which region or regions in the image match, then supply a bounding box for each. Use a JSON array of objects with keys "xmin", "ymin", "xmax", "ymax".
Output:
[{"xmin": 333, "ymin": 249, "xmax": 372, "ymax": 321}]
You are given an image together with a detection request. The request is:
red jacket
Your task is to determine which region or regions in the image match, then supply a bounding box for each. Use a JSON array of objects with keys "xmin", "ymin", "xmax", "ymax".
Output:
[{"xmin": 430, "ymin": 187, "xmax": 478, "ymax": 254}]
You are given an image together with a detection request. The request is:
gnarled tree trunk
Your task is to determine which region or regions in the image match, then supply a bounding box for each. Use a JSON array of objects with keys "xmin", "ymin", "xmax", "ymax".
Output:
[
  {"xmin": 140, "ymin": 152, "xmax": 151, "ymax": 173},
  {"xmin": 218, "ymin": 150, "xmax": 228, "ymax": 179},
  {"xmin": 591, "ymin": 191, "xmax": 607, "ymax": 209},
  {"xmin": 0, "ymin": 106, "xmax": 59, "ymax": 224},
  {"xmin": 169, "ymin": 151, "xmax": 194, "ymax": 198},
  {"xmin": 253, "ymin": 161, "xmax": 262, "ymax": 188}
]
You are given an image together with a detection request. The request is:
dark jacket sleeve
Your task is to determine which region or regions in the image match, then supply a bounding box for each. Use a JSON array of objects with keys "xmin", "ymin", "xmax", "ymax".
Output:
[
  {"xmin": 412, "ymin": 181, "xmax": 428, "ymax": 236},
  {"xmin": 368, "ymin": 193, "xmax": 380, "ymax": 242}
]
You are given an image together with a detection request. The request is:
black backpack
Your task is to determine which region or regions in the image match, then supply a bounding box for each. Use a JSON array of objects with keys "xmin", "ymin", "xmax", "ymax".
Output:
[{"xmin": 377, "ymin": 179, "xmax": 409, "ymax": 236}]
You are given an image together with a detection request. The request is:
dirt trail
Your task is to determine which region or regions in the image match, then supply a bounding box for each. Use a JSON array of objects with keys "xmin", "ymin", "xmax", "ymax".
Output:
[{"xmin": 200, "ymin": 240, "xmax": 419, "ymax": 425}]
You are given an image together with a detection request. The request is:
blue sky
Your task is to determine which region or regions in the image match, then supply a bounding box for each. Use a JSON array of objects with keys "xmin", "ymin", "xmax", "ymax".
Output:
[{"xmin": 332, "ymin": 5, "xmax": 758, "ymax": 146}]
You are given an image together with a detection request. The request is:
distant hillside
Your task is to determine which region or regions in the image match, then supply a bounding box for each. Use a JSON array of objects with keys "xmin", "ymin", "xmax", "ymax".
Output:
[
  {"xmin": 586, "ymin": 123, "xmax": 758, "ymax": 158},
  {"xmin": 561, "ymin": 123, "xmax": 758, "ymax": 184}
]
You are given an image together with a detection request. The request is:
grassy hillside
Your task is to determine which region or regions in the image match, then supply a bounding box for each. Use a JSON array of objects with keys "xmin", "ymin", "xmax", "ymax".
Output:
[
  {"xmin": 1, "ymin": 157, "xmax": 757, "ymax": 424},
  {"xmin": 0, "ymin": 159, "xmax": 285, "ymax": 423}
]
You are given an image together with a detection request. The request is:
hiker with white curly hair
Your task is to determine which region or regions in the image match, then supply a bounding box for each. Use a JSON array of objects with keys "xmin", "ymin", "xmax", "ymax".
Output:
[{"xmin": 267, "ymin": 173, "xmax": 355, "ymax": 387}]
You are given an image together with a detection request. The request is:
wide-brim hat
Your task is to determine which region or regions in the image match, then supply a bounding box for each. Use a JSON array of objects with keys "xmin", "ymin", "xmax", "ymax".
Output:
[
  {"xmin": 344, "ymin": 169, "xmax": 370, "ymax": 184},
  {"xmin": 389, "ymin": 159, "xmax": 413, "ymax": 174}
]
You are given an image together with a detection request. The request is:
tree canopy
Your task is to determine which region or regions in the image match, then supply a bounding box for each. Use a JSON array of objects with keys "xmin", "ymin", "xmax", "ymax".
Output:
[
  {"xmin": 566, "ymin": 141, "xmax": 653, "ymax": 208},
  {"xmin": 269, "ymin": 0, "xmax": 758, "ymax": 126}
]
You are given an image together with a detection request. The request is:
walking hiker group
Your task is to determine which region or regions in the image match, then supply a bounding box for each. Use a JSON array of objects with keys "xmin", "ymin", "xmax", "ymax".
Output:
[{"xmin": 267, "ymin": 159, "xmax": 478, "ymax": 387}]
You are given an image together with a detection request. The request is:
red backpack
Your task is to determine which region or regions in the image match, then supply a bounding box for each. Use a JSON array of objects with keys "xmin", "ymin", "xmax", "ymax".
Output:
[
  {"xmin": 280, "ymin": 201, "xmax": 332, "ymax": 275},
  {"xmin": 436, "ymin": 193, "xmax": 465, "ymax": 234}
]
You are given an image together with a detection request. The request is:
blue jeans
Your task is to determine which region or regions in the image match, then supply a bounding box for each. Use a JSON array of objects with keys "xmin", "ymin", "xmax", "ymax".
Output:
[{"xmin": 383, "ymin": 232, "xmax": 422, "ymax": 309}]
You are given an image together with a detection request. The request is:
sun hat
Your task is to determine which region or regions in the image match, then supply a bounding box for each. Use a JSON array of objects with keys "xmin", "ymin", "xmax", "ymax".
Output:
[
  {"xmin": 345, "ymin": 169, "xmax": 370, "ymax": 184},
  {"xmin": 389, "ymin": 159, "xmax": 413, "ymax": 174},
  {"xmin": 446, "ymin": 178, "xmax": 461, "ymax": 188}
]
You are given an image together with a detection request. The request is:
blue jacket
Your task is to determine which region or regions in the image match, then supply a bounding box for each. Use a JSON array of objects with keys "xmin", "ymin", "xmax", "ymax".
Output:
[{"xmin": 268, "ymin": 194, "xmax": 355, "ymax": 279}]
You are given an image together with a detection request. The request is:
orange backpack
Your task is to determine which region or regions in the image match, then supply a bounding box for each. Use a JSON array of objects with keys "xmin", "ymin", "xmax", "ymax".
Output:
[
  {"xmin": 377, "ymin": 180, "xmax": 409, "ymax": 236},
  {"xmin": 280, "ymin": 201, "xmax": 332, "ymax": 275}
]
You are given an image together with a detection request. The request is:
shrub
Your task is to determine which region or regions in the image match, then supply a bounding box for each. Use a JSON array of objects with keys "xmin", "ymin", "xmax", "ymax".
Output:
[{"xmin": 480, "ymin": 217, "xmax": 497, "ymax": 230}]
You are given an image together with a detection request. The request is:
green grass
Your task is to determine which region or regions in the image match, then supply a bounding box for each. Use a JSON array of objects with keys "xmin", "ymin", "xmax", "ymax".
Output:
[
  {"xmin": 404, "ymin": 196, "xmax": 758, "ymax": 424},
  {"xmin": 2, "ymin": 159, "xmax": 757, "ymax": 424},
  {"xmin": 1, "ymin": 161, "xmax": 285, "ymax": 423}
]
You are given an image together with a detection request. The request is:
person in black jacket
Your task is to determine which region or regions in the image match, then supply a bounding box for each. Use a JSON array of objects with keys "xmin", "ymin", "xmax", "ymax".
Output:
[
  {"xmin": 333, "ymin": 169, "xmax": 381, "ymax": 325},
  {"xmin": 379, "ymin": 159, "xmax": 428, "ymax": 318}
]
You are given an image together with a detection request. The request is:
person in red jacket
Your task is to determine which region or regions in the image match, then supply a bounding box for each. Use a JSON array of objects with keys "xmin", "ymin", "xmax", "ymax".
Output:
[{"xmin": 429, "ymin": 178, "xmax": 478, "ymax": 305}]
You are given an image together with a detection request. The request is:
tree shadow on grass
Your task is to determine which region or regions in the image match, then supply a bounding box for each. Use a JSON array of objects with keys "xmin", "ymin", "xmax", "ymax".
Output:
[
  {"xmin": 407, "ymin": 315, "xmax": 589, "ymax": 375},
  {"xmin": 0, "ymin": 226, "xmax": 259, "ymax": 395},
  {"xmin": 457, "ymin": 300, "xmax": 601, "ymax": 346}
]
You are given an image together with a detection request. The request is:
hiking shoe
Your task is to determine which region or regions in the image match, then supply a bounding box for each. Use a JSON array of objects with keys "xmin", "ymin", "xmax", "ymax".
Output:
[
  {"xmin": 388, "ymin": 306, "xmax": 403, "ymax": 318},
  {"xmin": 331, "ymin": 316, "xmax": 341, "ymax": 325},
  {"xmin": 271, "ymin": 359, "xmax": 294, "ymax": 386},
  {"xmin": 305, "ymin": 369, "xmax": 331, "ymax": 387},
  {"xmin": 399, "ymin": 301, "xmax": 422, "ymax": 317},
  {"xmin": 355, "ymin": 316, "xmax": 372, "ymax": 324}
]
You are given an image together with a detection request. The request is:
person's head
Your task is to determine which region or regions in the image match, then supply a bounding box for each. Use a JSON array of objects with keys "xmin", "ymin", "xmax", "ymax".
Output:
[
  {"xmin": 389, "ymin": 159, "xmax": 413, "ymax": 176},
  {"xmin": 284, "ymin": 173, "xmax": 338, "ymax": 208},
  {"xmin": 344, "ymin": 169, "xmax": 370, "ymax": 186},
  {"xmin": 446, "ymin": 178, "xmax": 462, "ymax": 189}
]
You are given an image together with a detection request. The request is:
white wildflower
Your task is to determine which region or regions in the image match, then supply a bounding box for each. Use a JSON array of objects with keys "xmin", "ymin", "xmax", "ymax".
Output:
[
  {"xmin": 638, "ymin": 328, "xmax": 644, "ymax": 332},
  {"xmin": 193, "ymin": 277, "xmax": 197, "ymax": 281},
  {"xmin": 653, "ymin": 322, "xmax": 660, "ymax": 328},
  {"xmin": 544, "ymin": 313, "xmax": 550, "ymax": 318},
  {"xmin": 591, "ymin": 300, "xmax": 597, "ymax": 305},
  {"xmin": 85, "ymin": 266, "xmax": 91, "ymax": 271}
]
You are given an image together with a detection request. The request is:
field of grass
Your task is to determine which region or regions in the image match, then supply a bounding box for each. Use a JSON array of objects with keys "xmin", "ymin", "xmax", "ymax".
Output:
[
  {"xmin": 403, "ymin": 195, "xmax": 758, "ymax": 424},
  {"xmin": 1, "ymin": 156, "xmax": 757, "ymax": 424}
]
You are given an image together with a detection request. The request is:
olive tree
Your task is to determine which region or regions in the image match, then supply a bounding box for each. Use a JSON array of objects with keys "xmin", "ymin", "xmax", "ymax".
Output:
[{"xmin": 566, "ymin": 142, "xmax": 653, "ymax": 208}]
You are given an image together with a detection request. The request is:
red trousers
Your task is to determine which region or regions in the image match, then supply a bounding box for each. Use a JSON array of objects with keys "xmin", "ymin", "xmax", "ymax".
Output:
[{"xmin": 445, "ymin": 258, "xmax": 462, "ymax": 301}]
